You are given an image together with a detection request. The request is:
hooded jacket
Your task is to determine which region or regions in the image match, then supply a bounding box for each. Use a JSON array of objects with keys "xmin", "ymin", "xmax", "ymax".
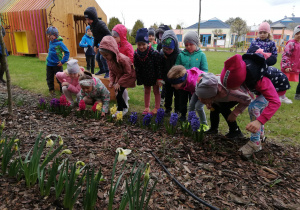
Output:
[
  {"xmin": 160, "ymin": 30, "xmax": 181, "ymax": 81},
  {"xmin": 175, "ymin": 48, "xmax": 208, "ymax": 72},
  {"xmin": 56, "ymin": 67, "xmax": 84, "ymax": 94},
  {"xmin": 180, "ymin": 67, "xmax": 204, "ymax": 94},
  {"xmin": 47, "ymin": 36, "xmax": 70, "ymax": 66},
  {"xmin": 281, "ymin": 39, "xmax": 300, "ymax": 74},
  {"xmin": 84, "ymin": 7, "xmax": 111, "ymax": 48},
  {"xmin": 155, "ymin": 25, "xmax": 170, "ymax": 52},
  {"xmin": 112, "ymin": 24, "xmax": 134, "ymax": 63},
  {"xmin": 79, "ymin": 34, "xmax": 95, "ymax": 56},
  {"xmin": 99, "ymin": 36, "xmax": 136, "ymax": 88}
]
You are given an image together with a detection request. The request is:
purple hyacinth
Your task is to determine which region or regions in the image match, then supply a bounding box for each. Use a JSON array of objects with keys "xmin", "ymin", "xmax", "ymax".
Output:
[
  {"xmin": 129, "ymin": 112, "xmax": 138, "ymax": 125},
  {"xmin": 155, "ymin": 108, "xmax": 165, "ymax": 125},
  {"xmin": 188, "ymin": 111, "xmax": 197, "ymax": 123},
  {"xmin": 39, "ymin": 98, "xmax": 46, "ymax": 106},
  {"xmin": 169, "ymin": 113, "xmax": 178, "ymax": 127},
  {"xmin": 143, "ymin": 113, "xmax": 152, "ymax": 126},
  {"xmin": 191, "ymin": 116, "xmax": 200, "ymax": 132},
  {"xmin": 50, "ymin": 98, "xmax": 60, "ymax": 107}
]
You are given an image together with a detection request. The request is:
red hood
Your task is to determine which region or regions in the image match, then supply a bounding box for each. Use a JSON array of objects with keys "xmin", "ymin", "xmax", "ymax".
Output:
[{"xmin": 112, "ymin": 24, "xmax": 127, "ymax": 44}]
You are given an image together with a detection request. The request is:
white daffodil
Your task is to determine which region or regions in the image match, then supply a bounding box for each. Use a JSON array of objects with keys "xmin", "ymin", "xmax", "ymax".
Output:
[
  {"xmin": 46, "ymin": 139, "xmax": 54, "ymax": 147},
  {"xmin": 58, "ymin": 136, "xmax": 63, "ymax": 145},
  {"xmin": 61, "ymin": 149, "xmax": 72, "ymax": 155},
  {"xmin": 116, "ymin": 147, "xmax": 132, "ymax": 162}
]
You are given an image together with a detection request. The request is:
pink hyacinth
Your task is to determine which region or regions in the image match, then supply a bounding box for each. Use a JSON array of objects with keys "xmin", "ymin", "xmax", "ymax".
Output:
[
  {"xmin": 59, "ymin": 95, "xmax": 68, "ymax": 106},
  {"xmin": 79, "ymin": 100, "xmax": 86, "ymax": 111},
  {"xmin": 92, "ymin": 102, "xmax": 98, "ymax": 112}
]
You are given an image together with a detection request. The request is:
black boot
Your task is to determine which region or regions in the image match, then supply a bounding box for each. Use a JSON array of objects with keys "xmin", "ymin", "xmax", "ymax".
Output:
[{"xmin": 225, "ymin": 128, "xmax": 244, "ymax": 139}]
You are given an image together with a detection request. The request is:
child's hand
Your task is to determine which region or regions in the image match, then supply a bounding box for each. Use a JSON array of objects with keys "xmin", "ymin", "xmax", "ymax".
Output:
[
  {"xmin": 109, "ymin": 82, "xmax": 114, "ymax": 88},
  {"xmin": 94, "ymin": 46, "xmax": 98, "ymax": 53},
  {"xmin": 285, "ymin": 68, "xmax": 291, "ymax": 73},
  {"xmin": 101, "ymin": 112, "xmax": 106, "ymax": 117},
  {"xmin": 205, "ymin": 104, "xmax": 212, "ymax": 109},
  {"xmin": 227, "ymin": 113, "xmax": 237, "ymax": 122},
  {"xmin": 57, "ymin": 61, "xmax": 63, "ymax": 67},
  {"xmin": 156, "ymin": 80, "xmax": 164, "ymax": 87},
  {"xmin": 246, "ymin": 120, "xmax": 262, "ymax": 133},
  {"xmin": 114, "ymin": 83, "xmax": 120, "ymax": 91},
  {"xmin": 62, "ymin": 82, "xmax": 69, "ymax": 86}
]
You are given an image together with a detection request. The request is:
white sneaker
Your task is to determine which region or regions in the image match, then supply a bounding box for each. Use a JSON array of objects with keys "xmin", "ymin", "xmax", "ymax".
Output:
[
  {"xmin": 280, "ymin": 96, "xmax": 293, "ymax": 104},
  {"xmin": 239, "ymin": 140, "xmax": 262, "ymax": 159},
  {"xmin": 123, "ymin": 108, "xmax": 128, "ymax": 116}
]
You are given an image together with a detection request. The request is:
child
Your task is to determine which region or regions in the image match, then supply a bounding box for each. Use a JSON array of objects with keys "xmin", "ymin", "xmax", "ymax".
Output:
[
  {"xmin": 99, "ymin": 36, "xmax": 136, "ymax": 116},
  {"xmin": 160, "ymin": 30, "xmax": 181, "ymax": 115},
  {"xmin": 46, "ymin": 26, "xmax": 70, "ymax": 96},
  {"xmin": 84, "ymin": 7, "xmax": 111, "ymax": 78},
  {"xmin": 155, "ymin": 25, "xmax": 170, "ymax": 52},
  {"xmin": 167, "ymin": 65, "xmax": 208, "ymax": 129},
  {"xmin": 220, "ymin": 53, "xmax": 290, "ymax": 159},
  {"xmin": 79, "ymin": 25, "xmax": 95, "ymax": 74},
  {"xmin": 56, "ymin": 59, "xmax": 84, "ymax": 106},
  {"xmin": 134, "ymin": 28, "xmax": 162, "ymax": 115},
  {"xmin": 196, "ymin": 73, "xmax": 251, "ymax": 138},
  {"xmin": 78, "ymin": 71, "xmax": 110, "ymax": 116},
  {"xmin": 281, "ymin": 25, "xmax": 300, "ymax": 101},
  {"xmin": 148, "ymin": 28, "xmax": 157, "ymax": 50},
  {"xmin": 247, "ymin": 22, "xmax": 277, "ymax": 66},
  {"xmin": 175, "ymin": 31, "xmax": 208, "ymax": 121},
  {"xmin": 0, "ymin": 26, "xmax": 8, "ymax": 84}
]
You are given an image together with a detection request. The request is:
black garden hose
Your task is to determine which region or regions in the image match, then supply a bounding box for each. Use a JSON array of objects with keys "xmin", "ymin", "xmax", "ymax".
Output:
[{"xmin": 150, "ymin": 152, "xmax": 219, "ymax": 210}]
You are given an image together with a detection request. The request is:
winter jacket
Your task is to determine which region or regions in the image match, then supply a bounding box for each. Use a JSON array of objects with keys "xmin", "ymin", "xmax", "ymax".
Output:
[
  {"xmin": 84, "ymin": 7, "xmax": 111, "ymax": 48},
  {"xmin": 247, "ymin": 38, "xmax": 277, "ymax": 66},
  {"xmin": 99, "ymin": 36, "xmax": 136, "ymax": 88},
  {"xmin": 281, "ymin": 39, "xmax": 300, "ymax": 74},
  {"xmin": 134, "ymin": 46, "xmax": 162, "ymax": 86},
  {"xmin": 176, "ymin": 49, "xmax": 208, "ymax": 72},
  {"xmin": 112, "ymin": 24, "xmax": 134, "ymax": 63},
  {"xmin": 47, "ymin": 37, "xmax": 70, "ymax": 66},
  {"xmin": 55, "ymin": 68, "xmax": 84, "ymax": 94},
  {"xmin": 155, "ymin": 25, "xmax": 170, "ymax": 52},
  {"xmin": 79, "ymin": 77, "xmax": 110, "ymax": 113},
  {"xmin": 180, "ymin": 67, "xmax": 204, "ymax": 94},
  {"xmin": 160, "ymin": 30, "xmax": 181, "ymax": 81},
  {"xmin": 79, "ymin": 34, "xmax": 95, "ymax": 56}
]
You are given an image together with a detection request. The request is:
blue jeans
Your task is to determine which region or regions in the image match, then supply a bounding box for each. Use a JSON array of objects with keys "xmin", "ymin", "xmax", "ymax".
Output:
[
  {"xmin": 100, "ymin": 54, "xmax": 109, "ymax": 73},
  {"xmin": 248, "ymin": 95, "xmax": 268, "ymax": 143},
  {"xmin": 189, "ymin": 93, "xmax": 207, "ymax": 125}
]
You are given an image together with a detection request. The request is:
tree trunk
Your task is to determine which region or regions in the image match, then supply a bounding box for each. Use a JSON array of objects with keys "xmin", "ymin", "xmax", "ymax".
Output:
[
  {"xmin": 235, "ymin": 35, "xmax": 239, "ymax": 53},
  {"xmin": 0, "ymin": 29, "xmax": 13, "ymax": 115}
]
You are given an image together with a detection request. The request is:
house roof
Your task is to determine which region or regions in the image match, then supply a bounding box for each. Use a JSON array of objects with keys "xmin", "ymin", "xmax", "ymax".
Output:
[
  {"xmin": 0, "ymin": 0, "xmax": 53, "ymax": 13},
  {"xmin": 185, "ymin": 17, "xmax": 230, "ymax": 29},
  {"xmin": 271, "ymin": 17, "xmax": 300, "ymax": 28}
]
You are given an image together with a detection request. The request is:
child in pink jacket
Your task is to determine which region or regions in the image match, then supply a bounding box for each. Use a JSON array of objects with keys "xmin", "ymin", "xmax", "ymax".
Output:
[
  {"xmin": 281, "ymin": 25, "xmax": 300, "ymax": 100},
  {"xmin": 56, "ymin": 59, "xmax": 84, "ymax": 106}
]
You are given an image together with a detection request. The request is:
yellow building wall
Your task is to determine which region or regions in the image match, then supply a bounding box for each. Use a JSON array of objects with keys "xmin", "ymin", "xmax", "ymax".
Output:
[{"xmin": 46, "ymin": 0, "xmax": 107, "ymax": 57}]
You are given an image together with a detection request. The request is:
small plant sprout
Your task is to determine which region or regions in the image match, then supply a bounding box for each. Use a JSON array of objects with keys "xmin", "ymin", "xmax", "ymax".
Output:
[
  {"xmin": 116, "ymin": 148, "xmax": 132, "ymax": 162},
  {"xmin": 144, "ymin": 163, "xmax": 150, "ymax": 187}
]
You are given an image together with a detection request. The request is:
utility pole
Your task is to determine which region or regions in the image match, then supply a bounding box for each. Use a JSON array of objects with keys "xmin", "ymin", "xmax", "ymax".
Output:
[{"xmin": 197, "ymin": 0, "xmax": 202, "ymax": 36}]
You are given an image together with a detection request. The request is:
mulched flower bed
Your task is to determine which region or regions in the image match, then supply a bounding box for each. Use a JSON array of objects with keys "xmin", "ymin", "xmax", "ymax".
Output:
[{"xmin": 1, "ymin": 84, "xmax": 300, "ymax": 209}]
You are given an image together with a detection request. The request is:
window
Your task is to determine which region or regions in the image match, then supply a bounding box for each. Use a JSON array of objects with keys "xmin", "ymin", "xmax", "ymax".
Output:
[{"xmin": 176, "ymin": 34, "xmax": 182, "ymax": 42}]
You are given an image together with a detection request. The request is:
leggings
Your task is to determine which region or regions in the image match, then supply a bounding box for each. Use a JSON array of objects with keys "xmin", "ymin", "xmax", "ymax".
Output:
[{"xmin": 144, "ymin": 85, "xmax": 160, "ymax": 110}]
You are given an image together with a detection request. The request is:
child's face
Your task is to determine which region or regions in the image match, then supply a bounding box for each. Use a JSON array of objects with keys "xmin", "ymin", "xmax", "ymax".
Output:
[
  {"xmin": 81, "ymin": 85, "xmax": 93, "ymax": 93},
  {"xmin": 137, "ymin": 42, "xmax": 148, "ymax": 52},
  {"xmin": 163, "ymin": 47, "xmax": 174, "ymax": 55},
  {"xmin": 294, "ymin": 32, "xmax": 300, "ymax": 42},
  {"xmin": 258, "ymin": 31, "xmax": 268, "ymax": 40},
  {"xmin": 47, "ymin": 34, "xmax": 57, "ymax": 41},
  {"xmin": 198, "ymin": 97, "xmax": 214, "ymax": 105},
  {"xmin": 149, "ymin": 35, "xmax": 155, "ymax": 42},
  {"xmin": 86, "ymin": 18, "xmax": 93, "ymax": 25},
  {"xmin": 113, "ymin": 36, "xmax": 120, "ymax": 43},
  {"xmin": 69, "ymin": 73, "xmax": 79, "ymax": 79},
  {"xmin": 185, "ymin": 42, "xmax": 197, "ymax": 54},
  {"xmin": 86, "ymin": 29, "xmax": 93, "ymax": 36},
  {"xmin": 100, "ymin": 51, "xmax": 113, "ymax": 61}
]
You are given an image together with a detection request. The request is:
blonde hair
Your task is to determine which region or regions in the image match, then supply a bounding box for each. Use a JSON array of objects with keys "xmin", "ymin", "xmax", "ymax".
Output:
[
  {"xmin": 79, "ymin": 71, "xmax": 93, "ymax": 81},
  {"xmin": 167, "ymin": 65, "xmax": 187, "ymax": 79}
]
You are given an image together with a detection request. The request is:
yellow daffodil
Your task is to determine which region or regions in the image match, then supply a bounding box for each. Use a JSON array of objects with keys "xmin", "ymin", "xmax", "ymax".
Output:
[
  {"xmin": 76, "ymin": 161, "xmax": 85, "ymax": 167},
  {"xmin": 75, "ymin": 161, "xmax": 85, "ymax": 176},
  {"xmin": 75, "ymin": 168, "xmax": 80, "ymax": 176},
  {"xmin": 96, "ymin": 103, "xmax": 102, "ymax": 111},
  {"xmin": 61, "ymin": 149, "xmax": 72, "ymax": 155},
  {"xmin": 144, "ymin": 163, "xmax": 150, "ymax": 186},
  {"xmin": 14, "ymin": 139, "xmax": 19, "ymax": 143},
  {"xmin": 58, "ymin": 136, "xmax": 63, "ymax": 145},
  {"xmin": 46, "ymin": 139, "xmax": 54, "ymax": 147},
  {"xmin": 0, "ymin": 139, "xmax": 5, "ymax": 144},
  {"xmin": 13, "ymin": 143, "xmax": 18, "ymax": 151},
  {"xmin": 116, "ymin": 111, "xmax": 123, "ymax": 121},
  {"xmin": 116, "ymin": 147, "xmax": 131, "ymax": 162},
  {"xmin": 110, "ymin": 104, "xmax": 117, "ymax": 115}
]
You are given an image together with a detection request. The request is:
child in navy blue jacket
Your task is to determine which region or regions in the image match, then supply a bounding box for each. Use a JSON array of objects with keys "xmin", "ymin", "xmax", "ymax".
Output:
[
  {"xmin": 84, "ymin": 7, "xmax": 111, "ymax": 78},
  {"xmin": 79, "ymin": 25, "xmax": 95, "ymax": 74},
  {"xmin": 46, "ymin": 26, "xmax": 70, "ymax": 96}
]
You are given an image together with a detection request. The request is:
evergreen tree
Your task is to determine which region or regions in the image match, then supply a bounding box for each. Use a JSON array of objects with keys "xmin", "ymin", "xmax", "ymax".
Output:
[
  {"xmin": 107, "ymin": 17, "xmax": 122, "ymax": 31},
  {"xmin": 131, "ymin": 20, "xmax": 144, "ymax": 38}
]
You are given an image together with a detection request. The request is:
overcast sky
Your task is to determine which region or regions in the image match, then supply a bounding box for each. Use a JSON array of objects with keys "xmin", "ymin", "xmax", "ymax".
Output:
[{"xmin": 96, "ymin": 0, "xmax": 299, "ymax": 29}]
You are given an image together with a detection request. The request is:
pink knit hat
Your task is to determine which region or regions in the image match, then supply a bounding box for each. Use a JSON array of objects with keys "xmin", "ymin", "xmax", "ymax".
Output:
[
  {"xmin": 258, "ymin": 22, "xmax": 271, "ymax": 33},
  {"xmin": 220, "ymin": 54, "xmax": 247, "ymax": 89}
]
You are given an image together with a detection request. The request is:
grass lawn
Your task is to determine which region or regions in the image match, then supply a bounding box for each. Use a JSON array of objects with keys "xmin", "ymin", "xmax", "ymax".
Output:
[{"xmin": 6, "ymin": 52, "xmax": 300, "ymax": 145}]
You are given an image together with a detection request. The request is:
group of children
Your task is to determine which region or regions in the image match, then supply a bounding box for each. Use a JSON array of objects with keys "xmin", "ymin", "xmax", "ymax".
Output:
[{"xmin": 38, "ymin": 9, "xmax": 300, "ymax": 159}]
